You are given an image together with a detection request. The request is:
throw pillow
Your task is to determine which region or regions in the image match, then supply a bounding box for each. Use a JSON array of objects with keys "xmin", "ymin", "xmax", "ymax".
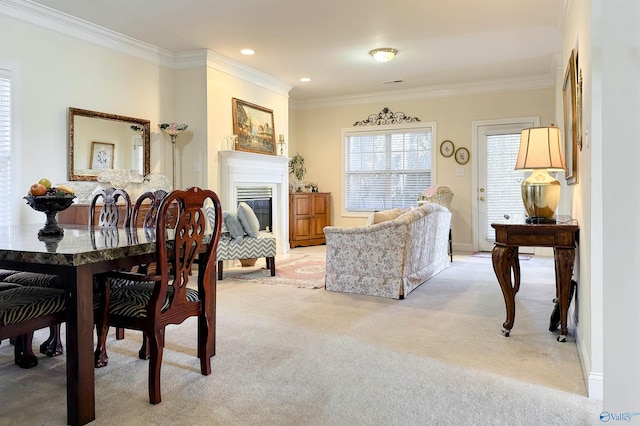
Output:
[
  {"xmin": 237, "ymin": 202, "xmax": 260, "ymax": 238},
  {"xmin": 367, "ymin": 207, "xmax": 403, "ymax": 225},
  {"xmin": 222, "ymin": 211, "xmax": 244, "ymax": 242}
]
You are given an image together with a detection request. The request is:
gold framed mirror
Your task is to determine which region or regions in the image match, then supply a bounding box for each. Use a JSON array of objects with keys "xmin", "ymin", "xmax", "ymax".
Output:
[{"xmin": 68, "ymin": 107, "xmax": 150, "ymax": 181}]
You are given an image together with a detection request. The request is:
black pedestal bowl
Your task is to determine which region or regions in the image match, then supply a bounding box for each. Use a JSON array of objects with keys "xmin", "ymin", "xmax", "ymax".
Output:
[{"xmin": 24, "ymin": 194, "xmax": 76, "ymax": 236}]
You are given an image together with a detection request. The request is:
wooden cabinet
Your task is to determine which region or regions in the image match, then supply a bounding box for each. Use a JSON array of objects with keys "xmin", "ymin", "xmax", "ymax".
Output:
[{"xmin": 289, "ymin": 192, "xmax": 330, "ymax": 248}]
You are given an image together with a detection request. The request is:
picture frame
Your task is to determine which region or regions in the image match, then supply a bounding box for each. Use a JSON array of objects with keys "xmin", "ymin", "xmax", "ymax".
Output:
[
  {"xmin": 562, "ymin": 49, "xmax": 578, "ymax": 185},
  {"xmin": 232, "ymin": 98, "xmax": 276, "ymax": 155},
  {"xmin": 90, "ymin": 141, "xmax": 115, "ymax": 170}
]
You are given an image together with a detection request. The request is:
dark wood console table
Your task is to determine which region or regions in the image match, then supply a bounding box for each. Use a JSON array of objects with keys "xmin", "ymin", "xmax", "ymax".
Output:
[{"xmin": 491, "ymin": 217, "xmax": 579, "ymax": 341}]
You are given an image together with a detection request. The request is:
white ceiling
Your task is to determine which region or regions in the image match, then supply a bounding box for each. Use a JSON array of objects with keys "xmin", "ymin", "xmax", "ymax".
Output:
[{"xmin": 28, "ymin": 0, "xmax": 567, "ymax": 103}]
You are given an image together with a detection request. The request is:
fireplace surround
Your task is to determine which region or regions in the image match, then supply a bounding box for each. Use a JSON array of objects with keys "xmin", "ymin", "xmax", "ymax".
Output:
[{"xmin": 219, "ymin": 150, "xmax": 289, "ymax": 254}]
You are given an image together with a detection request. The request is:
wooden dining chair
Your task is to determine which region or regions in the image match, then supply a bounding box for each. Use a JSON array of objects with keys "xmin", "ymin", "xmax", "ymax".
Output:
[
  {"xmin": 114, "ymin": 189, "xmax": 169, "ymax": 349},
  {"xmin": 93, "ymin": 186, "xmax": 222, "ymax": 404},
  {"xmin": 90, "ymin": 187, "xmax": 132, "ymax": 228}
]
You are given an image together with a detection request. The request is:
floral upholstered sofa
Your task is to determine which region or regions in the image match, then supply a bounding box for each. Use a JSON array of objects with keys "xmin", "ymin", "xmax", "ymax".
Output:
[{"xmin": 323, "ymin": 203, "xmax": 452, "ymax": 299}]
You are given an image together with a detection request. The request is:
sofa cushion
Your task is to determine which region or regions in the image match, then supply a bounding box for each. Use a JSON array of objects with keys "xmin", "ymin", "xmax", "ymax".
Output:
[
  {"xmin": 237, "ymin": 202, "xmax": 260, "ymax": 238},
  {"xmin": 222, "ymin": 211, "xmax": 244, "ymax": 242},
  {"xmin": 367, "ymin": 208, "xmax": 403, "ymax": 225}
]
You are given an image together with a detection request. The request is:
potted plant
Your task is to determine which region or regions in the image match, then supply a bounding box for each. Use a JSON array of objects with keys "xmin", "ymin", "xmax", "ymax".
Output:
[{"xmin": 289, "ymin": 153, "xmax": 306, "ymax": 192}]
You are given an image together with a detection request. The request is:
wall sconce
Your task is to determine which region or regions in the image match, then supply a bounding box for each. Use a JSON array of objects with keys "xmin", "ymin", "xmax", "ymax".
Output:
[
  {"xmin": 278, "ymin": 134, "xmax": 286, "ymax": 156},
  {"xmin": 514, "ymin": 126, "xmax": 566, "ymax": 223}
]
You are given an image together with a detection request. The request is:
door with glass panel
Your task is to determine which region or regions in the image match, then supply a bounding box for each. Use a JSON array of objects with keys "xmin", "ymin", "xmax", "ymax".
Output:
[{"xmin": 476, "ymin": 120, "xmax": 537, "ymax": 252}]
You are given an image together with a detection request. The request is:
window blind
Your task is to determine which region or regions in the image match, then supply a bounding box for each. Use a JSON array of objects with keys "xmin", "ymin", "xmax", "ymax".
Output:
[
  {"xmin": 485, "ymin": 133, "xmax": 526, "ymax": 238},
  {"xmin": 0, "ymin": 72, "xmax": 11, "ymax": 226},
  {"xmin": 344, "ymin": 128, "xmax": 432, "ymax": 212}
]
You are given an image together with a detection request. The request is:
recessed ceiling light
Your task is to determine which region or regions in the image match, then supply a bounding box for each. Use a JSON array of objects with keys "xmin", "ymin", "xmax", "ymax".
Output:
[
  {"xmin": 370, "ymin": 48, "xmax": 398, "ymax": 63},
  {"xmin": 299, "ymin": 77, "xmax": 311, "ymax": 82},
  {"xmin": 240, "ymin": 49, "xmax": 255, "ymax": 55}
]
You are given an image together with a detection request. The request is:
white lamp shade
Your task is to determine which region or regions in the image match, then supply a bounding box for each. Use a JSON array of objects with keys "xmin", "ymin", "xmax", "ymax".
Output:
[{"xmin": 515, "ymin": 126, "xmax": 566, "ymax": 171}]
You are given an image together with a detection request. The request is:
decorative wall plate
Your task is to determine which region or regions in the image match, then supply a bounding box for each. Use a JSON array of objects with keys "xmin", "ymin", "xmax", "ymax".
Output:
[
  {"xmin": 455, "ymin": 147, "xmax": 470, "ymax": 165},
  {"xmin": 440, "ymin": 140, "xmax": 454, "ymax": 157}
]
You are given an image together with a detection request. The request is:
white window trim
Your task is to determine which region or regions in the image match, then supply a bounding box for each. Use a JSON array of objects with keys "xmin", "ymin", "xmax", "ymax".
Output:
[
  {"xmin": 0, "ymin": 59, "xmax": 21, "ymax": 226},
  {"xmin": 341, "ymin": 121, "xmax": 437, "ymax": 218}
]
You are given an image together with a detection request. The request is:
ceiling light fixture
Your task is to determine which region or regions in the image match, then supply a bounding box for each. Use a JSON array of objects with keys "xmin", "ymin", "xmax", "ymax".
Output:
[
  {"xmin": 370, "ymin": 48, "xmax": 398, "ymax": 63},
  {"xmin": 299, "ymin": 77, "xmax": 311, "ymax": 82},
  {"xmin": 240, "ymin": 49, "xmax": 255, "ymax": 55}
]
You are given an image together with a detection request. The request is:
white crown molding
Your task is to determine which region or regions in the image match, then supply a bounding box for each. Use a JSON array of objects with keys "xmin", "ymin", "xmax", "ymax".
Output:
[
  {"xmin": 175, "ymin": 50, "xmax": 292, "ymax": 97},
  {"xmin": 1, "ymin": 0, "xmax": 175, "ymax": 66},
  {"xmin": 2, "ymin": 0, "xmax": 292, "ymax": 95},
  {"xmin": 292, "ymin": 74, "xmax": 555, "ymax": 110}
]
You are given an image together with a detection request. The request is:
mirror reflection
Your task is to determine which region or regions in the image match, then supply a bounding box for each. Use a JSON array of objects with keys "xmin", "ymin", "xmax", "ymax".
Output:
[{"xmin": 69, "ymin": 107, "xmax": 150, "ymax": 181}]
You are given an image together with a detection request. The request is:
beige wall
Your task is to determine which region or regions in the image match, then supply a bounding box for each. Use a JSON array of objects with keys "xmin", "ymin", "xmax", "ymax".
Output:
[
  {"xmin": 0, "ymin": 15, "xmax": 174, "ymax": 225},
  {"xmin": 293, "ymin": 88, "xmax": 555, "ymax": 250},
  {"xmin": 562, "ymin": 0, "xmax": 601, "ymax": 401},
  {"xmin": 203, "ymin": 66, "xmax": 289, "ymax": 208}
]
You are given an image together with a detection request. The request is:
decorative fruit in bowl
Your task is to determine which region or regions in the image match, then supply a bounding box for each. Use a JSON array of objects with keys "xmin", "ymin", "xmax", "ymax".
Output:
[{"xmin": 24, "ymin": 179, "xmax": 77, "ymax": 236}]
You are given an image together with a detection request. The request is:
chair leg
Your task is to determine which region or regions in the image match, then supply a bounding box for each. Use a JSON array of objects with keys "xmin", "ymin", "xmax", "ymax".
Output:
[
  {"xmin": 138, "ymin": 332, "xmax": 150, "ymax": 360},
  {"xmin": 217, "ymin": 260, "xmax": 223, "ymax": 281},
  {"xmin": 14, "ymin": 334, "xmax": 38, "ymax": 369},
  {"xmin": 148, "ymin": 327, "xmax": 165, "ymax": 404},
  {"xmin": 198, "ymin": 312, "xmax": 214, "ymax": 376},
  {"xmin": 39, "ymin": 324, "xmax": 64, "ymax": 357},
  {"xmin": 94, "ymin": 280, "xmax": 111, "ymax": 368},
  {"xmin": 267, "ymin": 256, "xmax": 276, "ymax": 276},
  {"xmin": 116, "ymin": 327, "xmax": 125, "ymax": 340}
]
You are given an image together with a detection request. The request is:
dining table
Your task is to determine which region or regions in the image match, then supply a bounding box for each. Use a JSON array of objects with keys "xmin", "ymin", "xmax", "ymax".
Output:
[{"xmin": 0, "ymin": 223, "xmax": 162, "ymax": 425}]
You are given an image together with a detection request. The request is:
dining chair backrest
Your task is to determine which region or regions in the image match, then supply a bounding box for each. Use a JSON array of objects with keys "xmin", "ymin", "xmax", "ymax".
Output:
[
  {"xmin": 131, "ymin": 190, "xmax": 169, "ymax": 229},
  {"xmin": 89, "ymin": 187, "xmax": 132, "ymax": 228},
  {"xmin": 153, "ymin": 187, "xmax": 222, "ymax": 317}
]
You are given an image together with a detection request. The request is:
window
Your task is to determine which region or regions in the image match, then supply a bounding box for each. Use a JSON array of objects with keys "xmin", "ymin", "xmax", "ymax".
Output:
[
  {"xmin": 0, "ymin": 69, "xmax": 12, "ymax": 226},
  {"xmin": 343, "ymin": 123, "xmax": 435, "ymax": 212}
]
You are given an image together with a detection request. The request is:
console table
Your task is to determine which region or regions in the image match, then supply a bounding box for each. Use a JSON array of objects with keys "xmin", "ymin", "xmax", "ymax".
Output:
[{"xmin": 491, "ymin": 217, "xmax": 579, "ymax": 342}]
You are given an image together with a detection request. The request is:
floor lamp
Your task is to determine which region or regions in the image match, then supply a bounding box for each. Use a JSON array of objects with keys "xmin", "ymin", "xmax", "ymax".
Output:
[{"xmin": 159, "ymin": 123, "xmax": 188, "ymax": 189}]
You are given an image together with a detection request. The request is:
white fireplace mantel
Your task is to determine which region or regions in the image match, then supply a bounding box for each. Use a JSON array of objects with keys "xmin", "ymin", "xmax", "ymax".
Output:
[{"xmin": 218, "ymin": 150, "xmax": 290, "ymax": 254}]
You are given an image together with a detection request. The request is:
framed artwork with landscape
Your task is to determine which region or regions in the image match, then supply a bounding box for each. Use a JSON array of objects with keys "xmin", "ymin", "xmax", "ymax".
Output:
[
  {"xmin": 90, "ymin": 141, "xmax": 114, "ymax": 170},
  {"xmin": 562, "ymin": 49, "xmax": 578, "ymax": 185},
  {"xmin": 232, "ymin": 98, "xmax": 276, "ymax": 155}
]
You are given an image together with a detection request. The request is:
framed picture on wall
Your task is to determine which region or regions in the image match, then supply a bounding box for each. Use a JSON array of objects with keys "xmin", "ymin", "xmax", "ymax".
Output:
[
  {"xmin": 90, "ymin": 141, "xmax": 114, "ymax": 170},
  {"xmin": 562, "ymin": 49, "xmax": 578, "ymax": 185},
  {"xmin": 232, "ymin": 98, "xmax": 276, "ymax": 155}
]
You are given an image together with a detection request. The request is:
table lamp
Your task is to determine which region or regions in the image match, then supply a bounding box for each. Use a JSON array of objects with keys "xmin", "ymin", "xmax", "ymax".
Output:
[{"xmin": 514, "ymin": 126, "xmax": 566, "ymax": 224}]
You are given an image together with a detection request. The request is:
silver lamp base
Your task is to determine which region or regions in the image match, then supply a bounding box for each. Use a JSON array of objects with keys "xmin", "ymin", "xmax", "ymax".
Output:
[{"xmin": 521, "ymin": 169, "xmax": 560, "ymax": 224}]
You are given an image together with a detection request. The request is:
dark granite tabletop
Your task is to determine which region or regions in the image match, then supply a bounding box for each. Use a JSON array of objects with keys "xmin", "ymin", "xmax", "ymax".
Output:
[{"xmin": 0, "ymin": 224, "xmax": 157, "ymax": 267}]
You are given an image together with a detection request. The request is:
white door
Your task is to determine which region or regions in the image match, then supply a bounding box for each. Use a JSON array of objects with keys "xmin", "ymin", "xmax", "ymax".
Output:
[{"xmin": 475, "ymin": 118, "xmax": 538, "ymax": 252}]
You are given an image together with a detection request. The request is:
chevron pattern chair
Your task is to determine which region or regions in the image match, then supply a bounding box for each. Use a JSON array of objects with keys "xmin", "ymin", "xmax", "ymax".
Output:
[{"xmin": 215, "ymin": 232, "xmax": 276, "ymax": 279}]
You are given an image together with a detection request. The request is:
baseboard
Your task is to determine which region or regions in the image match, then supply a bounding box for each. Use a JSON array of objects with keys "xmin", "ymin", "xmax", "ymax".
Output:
[
  {"xmin": 588, "ymin": 372, "xmax": 603, "ymax": 400},
  {"xmin": 577, "ymin": 329, "xmax": 603, "ymax": 400}
]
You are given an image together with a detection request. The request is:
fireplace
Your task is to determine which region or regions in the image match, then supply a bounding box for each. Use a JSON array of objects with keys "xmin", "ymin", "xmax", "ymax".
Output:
[
  {"xmin": 219, "ymin": 151, "xmax": 289, "ymax": 254},
  {"xmin": 237, "ymin": 187, "xmax": 273, "ymax": 231}
]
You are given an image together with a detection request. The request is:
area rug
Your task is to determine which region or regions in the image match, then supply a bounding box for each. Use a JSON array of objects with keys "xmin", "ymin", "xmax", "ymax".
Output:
[{"xmin": 223, "ymin": 255, "xmax": 326, "ymax": 289}]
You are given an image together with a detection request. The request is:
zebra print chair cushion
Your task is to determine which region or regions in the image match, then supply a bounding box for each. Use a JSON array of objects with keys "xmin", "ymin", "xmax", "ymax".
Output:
[
  {"xmin": 4, "ymin": 272, "xmax": 64, "ymax": 289},
  {"xmin": 0, "ymin": 286, "xmax": 66, "ymax": 326},
  {"xmin": 0, "ymin": 282, "xmax": 22, "ymax": 291},
  {"xmin": 107, "ymin": 277, "xmax": 199, "ymax": 318},
  {"xmin": 0, "ymin": 269, "xmax": 20, "ymax": 281}
]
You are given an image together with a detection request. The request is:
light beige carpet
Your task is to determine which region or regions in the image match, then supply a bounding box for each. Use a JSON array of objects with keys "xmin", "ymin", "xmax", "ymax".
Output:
[{"xmin": 0, "ymin": 252, "xmax": 602, "ymax": 425}]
